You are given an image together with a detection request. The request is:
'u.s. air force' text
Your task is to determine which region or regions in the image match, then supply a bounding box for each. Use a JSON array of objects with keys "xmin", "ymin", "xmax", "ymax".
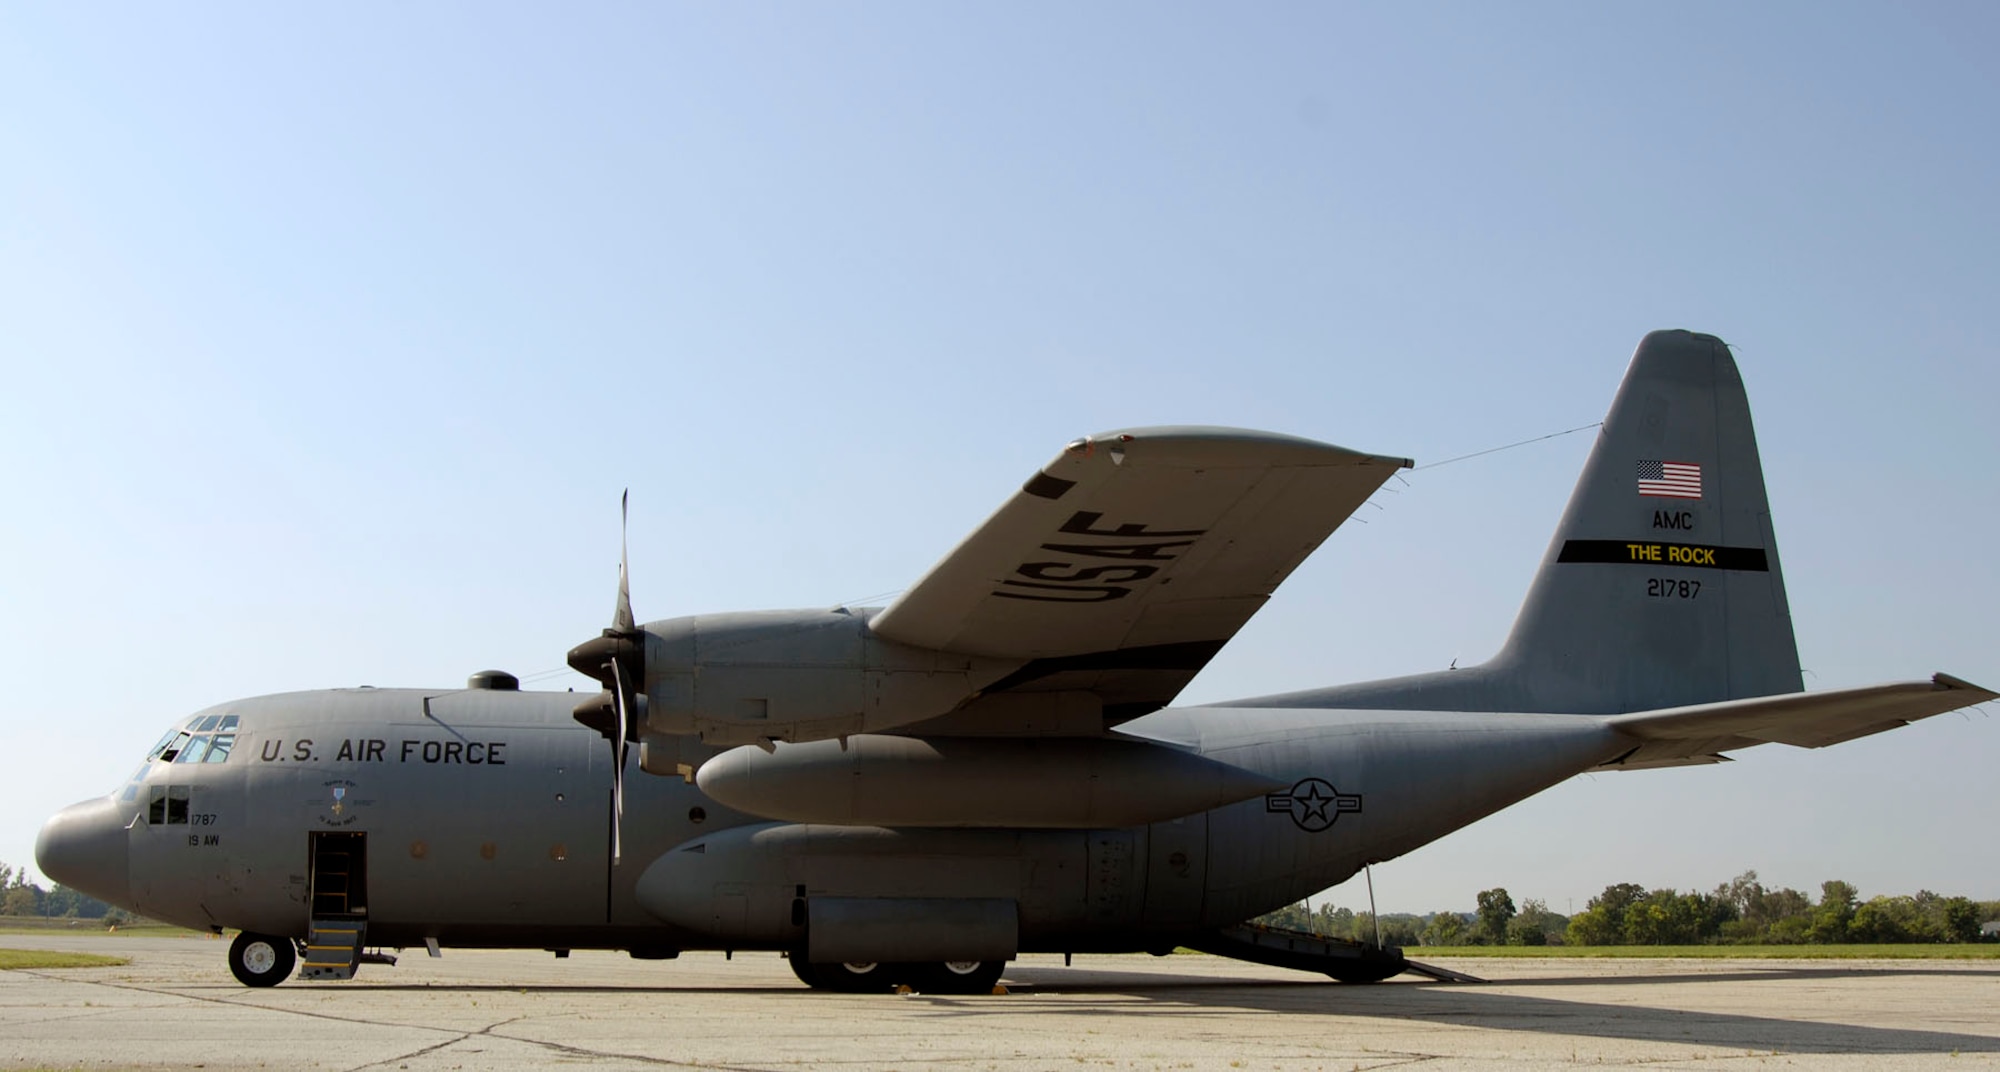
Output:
[{"xmin": 256, "ymin": 738, "xmax": 508, "ymax": 764}]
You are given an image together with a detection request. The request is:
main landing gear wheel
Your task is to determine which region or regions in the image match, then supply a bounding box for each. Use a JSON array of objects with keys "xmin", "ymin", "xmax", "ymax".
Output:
[
  {"xmin": 789, "ymin": 956, "xmax": 896, "ymax": 992},
  {"xmin": 1323, "ymin": 953, "xmax": 1406, "ymax": 984},
  {"xmin": 228, "ymin": 931, "xmax": 297, "ymax": 987},
  {"xmin": 788, "ymin": 955, "xmax": 1004, "ymax": 994},
  {"xmin": 912, "ymin": 960, "xmax": 1005, "ymax": 995}
]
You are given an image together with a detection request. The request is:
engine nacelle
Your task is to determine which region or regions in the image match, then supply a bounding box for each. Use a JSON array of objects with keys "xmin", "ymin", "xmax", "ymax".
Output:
[{"xmin": 640, "ymin": 608, "xmax": 1017, "ymax": 746}]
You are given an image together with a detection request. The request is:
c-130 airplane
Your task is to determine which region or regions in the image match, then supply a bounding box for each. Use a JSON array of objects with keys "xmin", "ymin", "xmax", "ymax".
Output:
[{"xmin": 37, "ymin": 330, "xmax": 1994, "ymax": 992}]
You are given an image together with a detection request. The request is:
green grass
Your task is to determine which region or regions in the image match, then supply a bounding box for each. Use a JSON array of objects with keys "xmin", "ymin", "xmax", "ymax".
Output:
[
  {"xmin": 1411, "ymin": 944, "xmax": 2000, "ymax": 959},
  {"xmin": 0, "ymin": 949, "xmax": 129, "ymax": 970},
  {"xmin": 0, "ymin": 917, "xmax": 201, "ymax": 938}
]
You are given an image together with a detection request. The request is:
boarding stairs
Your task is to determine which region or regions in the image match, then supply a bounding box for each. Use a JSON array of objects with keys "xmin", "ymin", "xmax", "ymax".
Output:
[
  {"xmin": 301, "ymin": 918, "xmax": 365, "ymax": 981},
  {"xmin": 300, "ymin": 842, "xmax": 393, "ymax": 980}
]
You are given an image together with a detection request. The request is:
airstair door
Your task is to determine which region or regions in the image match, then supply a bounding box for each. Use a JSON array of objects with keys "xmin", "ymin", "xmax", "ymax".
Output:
[{"xmin": 304, "ymin": 832, "xmax": 367, "ymax": 980}]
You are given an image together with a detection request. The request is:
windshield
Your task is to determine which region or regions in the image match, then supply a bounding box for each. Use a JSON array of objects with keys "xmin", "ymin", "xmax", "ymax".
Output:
[{"xmin": 146, "ymin": 714, "xmax": 240, "ymax": 764}]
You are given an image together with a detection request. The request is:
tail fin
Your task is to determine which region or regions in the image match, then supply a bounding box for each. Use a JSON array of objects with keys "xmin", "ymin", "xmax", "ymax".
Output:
[
  {"xmin": 1241, "ymin": 329, "xmax": 1802, "ymax": 715},
  {"xmin": 1485, "ymin": 328, "xmax": 1802, "ymax": 711}
]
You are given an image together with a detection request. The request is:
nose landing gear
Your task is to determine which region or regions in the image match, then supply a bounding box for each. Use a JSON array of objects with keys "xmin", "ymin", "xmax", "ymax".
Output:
[{"xmin": 228, "ymin": 931, "xmax": 298, "ymax": 987}]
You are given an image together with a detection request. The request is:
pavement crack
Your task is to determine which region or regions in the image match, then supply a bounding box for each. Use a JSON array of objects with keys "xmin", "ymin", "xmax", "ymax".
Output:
[
  {"xmin": 344, "ymin": 1033, "xmax": 472, "ymax": 1072},
  {"xmin": 480, "ymin": 1025, "xmax": 784, "ymax": 1072}
]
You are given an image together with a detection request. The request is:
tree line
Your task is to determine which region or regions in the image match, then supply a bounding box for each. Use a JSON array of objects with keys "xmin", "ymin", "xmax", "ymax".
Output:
[
  {"xmin": 0, "ymin": 861, "xmax": 125, "ymax": 923},
  {"xmin": 1255, "ymin": 871, "xmax": 2000, "ymax": 946}
]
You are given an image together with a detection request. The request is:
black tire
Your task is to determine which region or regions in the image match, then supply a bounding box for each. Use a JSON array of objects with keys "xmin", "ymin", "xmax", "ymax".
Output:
[
  {"xmin": 787, "ymin": 954, "xmax": 896, "ymax": 992},
  {"xmin": 911, "ymin": 959, "xmax": 1005, "ymax": 994},
  {"xmin": 228, "ymin": 931, "xmax": 296, "ymax": 987},
  {"xmin": 1323, "ymin": 952, "xmax": 1406, "ymax": 984}
]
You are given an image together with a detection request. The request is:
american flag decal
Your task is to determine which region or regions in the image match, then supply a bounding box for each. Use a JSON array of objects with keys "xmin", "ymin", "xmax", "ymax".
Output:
[{"xmin": 1637, "ymin": 460, "xmax": 1702, "ymax": 499}]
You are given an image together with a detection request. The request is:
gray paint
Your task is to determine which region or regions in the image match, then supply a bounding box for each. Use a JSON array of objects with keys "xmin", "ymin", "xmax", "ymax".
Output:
[
  {"xmin": 695, "ymin": 734, "xmax": 1282, "ymax": 828},
  {"xmin": 34, "ymin": 330, "xmax": 1995, "ymax": 986},
  {"xmin": 1232, "ymin": 330, "xmax": 1801, "ymax": 716},
  {"xmin": 806, "ymin": 897, "xmax": 1017, "ymax": 963}
]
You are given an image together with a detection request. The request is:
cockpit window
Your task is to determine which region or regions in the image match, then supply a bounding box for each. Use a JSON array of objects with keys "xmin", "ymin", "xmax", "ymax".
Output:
[
  {"xmin": 147, "ymin": 727, "xmax": 182, "ymax": 762},
  {"xmin": 155, "ymin": 731, "xmax": 192, "ymax": 763},
  {"xmin": 147, "ymin": 714, "xmax": 240, "ymax": 764}
]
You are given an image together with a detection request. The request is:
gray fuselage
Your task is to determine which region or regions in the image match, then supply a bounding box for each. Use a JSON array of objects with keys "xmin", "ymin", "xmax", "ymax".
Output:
[{"xmin": 43, "ymin": 683, "xmax": 1626, "ymax": 955}]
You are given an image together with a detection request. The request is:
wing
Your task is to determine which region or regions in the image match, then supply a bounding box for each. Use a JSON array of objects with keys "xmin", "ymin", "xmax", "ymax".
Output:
[
  {"xmin": 1597, "ymin": 673, "xmax": 1996, "ymax": 769},
  {"xmin": 870, "ymin": 426, "xmax": 1411, "ymax": 725}
]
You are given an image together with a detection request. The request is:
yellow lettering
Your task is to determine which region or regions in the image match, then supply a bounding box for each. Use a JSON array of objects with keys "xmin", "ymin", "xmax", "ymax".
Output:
[{"xmin": 1661, "ymin": 545, "xmax": 1719, "ymax": 566}]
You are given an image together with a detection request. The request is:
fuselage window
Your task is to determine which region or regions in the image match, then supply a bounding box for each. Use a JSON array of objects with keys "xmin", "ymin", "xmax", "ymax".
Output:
[
  {"xmin": 174, "ymin": 735, "xmax": 212, "ymax": 764},
  {"xmin": 204, "ymin": 734, "xmax": 235, "ymax": 762}
]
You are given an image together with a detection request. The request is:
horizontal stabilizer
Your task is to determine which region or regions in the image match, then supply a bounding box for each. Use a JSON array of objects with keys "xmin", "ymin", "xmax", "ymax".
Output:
[{"xmin": 1598, "ymin": 673, "xmax": 1995, "ymax": 768}]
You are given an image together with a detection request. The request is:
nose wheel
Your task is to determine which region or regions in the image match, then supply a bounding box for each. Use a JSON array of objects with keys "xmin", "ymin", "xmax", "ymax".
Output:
[{"xmin": 228, "ymin": 931, "xmax": 297, "ymax": 987}]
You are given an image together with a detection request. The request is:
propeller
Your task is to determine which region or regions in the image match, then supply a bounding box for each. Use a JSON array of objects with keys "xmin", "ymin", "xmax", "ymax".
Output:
[
  {"xmin": 609, "ymin": 655, "xmax": 630, "ymax": 864},
  {"xmin": 567, "ymin": 490, "xmax": 645, "ymax": 865}
]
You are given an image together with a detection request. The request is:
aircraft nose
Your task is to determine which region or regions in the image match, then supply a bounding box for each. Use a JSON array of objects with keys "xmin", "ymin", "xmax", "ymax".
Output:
[{"xmin": 36, "ymin": 797, "xmax": 130, "ymax": 905}]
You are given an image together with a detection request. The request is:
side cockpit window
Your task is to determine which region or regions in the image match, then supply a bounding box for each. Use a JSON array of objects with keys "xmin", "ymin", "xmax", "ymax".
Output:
[
  {"xmin": 118, "ymin": 766, "xmax": 147, "ymax": 803},
  {"xmin": 155, "ymin": 732, "xmax": 191, "ymax": 763},
  {"xmin": 147, "ymin": 728, "xmax": 183, "ymax": 763},
  {"xmin": 147, "ymin": 785, "xmax": 191, "ymax": 825}
]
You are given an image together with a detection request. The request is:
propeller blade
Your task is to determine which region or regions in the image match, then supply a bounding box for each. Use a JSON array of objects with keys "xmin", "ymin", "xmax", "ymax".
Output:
[
  {"xmin": 610, "ymin": 657, "xmax": 630, "ymax": 866},
  {"xmin": 613, "ymin": 489, "xmax": 635, "ymax": 634}
]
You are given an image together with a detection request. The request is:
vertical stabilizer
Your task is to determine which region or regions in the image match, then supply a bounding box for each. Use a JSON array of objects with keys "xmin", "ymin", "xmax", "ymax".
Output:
[
  {"xmin": 1487, "ymin": 329, "xmax": 1801, "ymax": 711},
  {"xmin": 1235, "ymin": 329, "xmax": 1802, "ymax": 715}
]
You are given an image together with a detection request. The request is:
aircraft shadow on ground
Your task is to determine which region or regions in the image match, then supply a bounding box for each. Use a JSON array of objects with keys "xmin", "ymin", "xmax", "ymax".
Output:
[
  {"xmin": 956, "ymin": 967, "xmax": 2000, "ymax": 1056},
  {"xmin": 1473, "ymin": 964, "xmax": 2000, "ymax": 987},
  {"xmin": 272, "ymin": 966, "xmax": 2000, "ymax": 1057}
]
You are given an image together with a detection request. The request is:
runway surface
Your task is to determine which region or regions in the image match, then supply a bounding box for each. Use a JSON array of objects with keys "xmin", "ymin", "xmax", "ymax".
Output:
[{"xmin": 3, "ymin": 932, "xmax": 1997, "ymax": 1070}]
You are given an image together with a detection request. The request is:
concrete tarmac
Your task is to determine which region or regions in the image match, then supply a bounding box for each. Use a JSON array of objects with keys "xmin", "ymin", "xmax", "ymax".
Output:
[{"xmin": 3, "ymin": 932, "xmax": 1998, "ymax": 1070}]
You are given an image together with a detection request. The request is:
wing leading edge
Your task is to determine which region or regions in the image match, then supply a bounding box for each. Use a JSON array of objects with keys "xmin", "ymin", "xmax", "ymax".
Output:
[
  {"xmin": 870, "ymin": 426, "xmax": 1410, "ymax": 724},
  {"xmin": 1597, "ymin": 673, "xmax": 1996, "ymax": 769}
]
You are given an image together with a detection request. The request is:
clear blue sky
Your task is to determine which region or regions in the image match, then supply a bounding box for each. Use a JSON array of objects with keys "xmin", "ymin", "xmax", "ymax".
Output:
[{"xmin": 4, "ymin": 3, "xmax": 1995, "ymax": 916}]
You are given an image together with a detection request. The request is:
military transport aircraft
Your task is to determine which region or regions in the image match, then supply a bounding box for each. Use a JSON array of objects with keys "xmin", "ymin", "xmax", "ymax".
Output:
[{"xmin": 38, "ymin": 330, "xmax": 1994, "ymax": 993}]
